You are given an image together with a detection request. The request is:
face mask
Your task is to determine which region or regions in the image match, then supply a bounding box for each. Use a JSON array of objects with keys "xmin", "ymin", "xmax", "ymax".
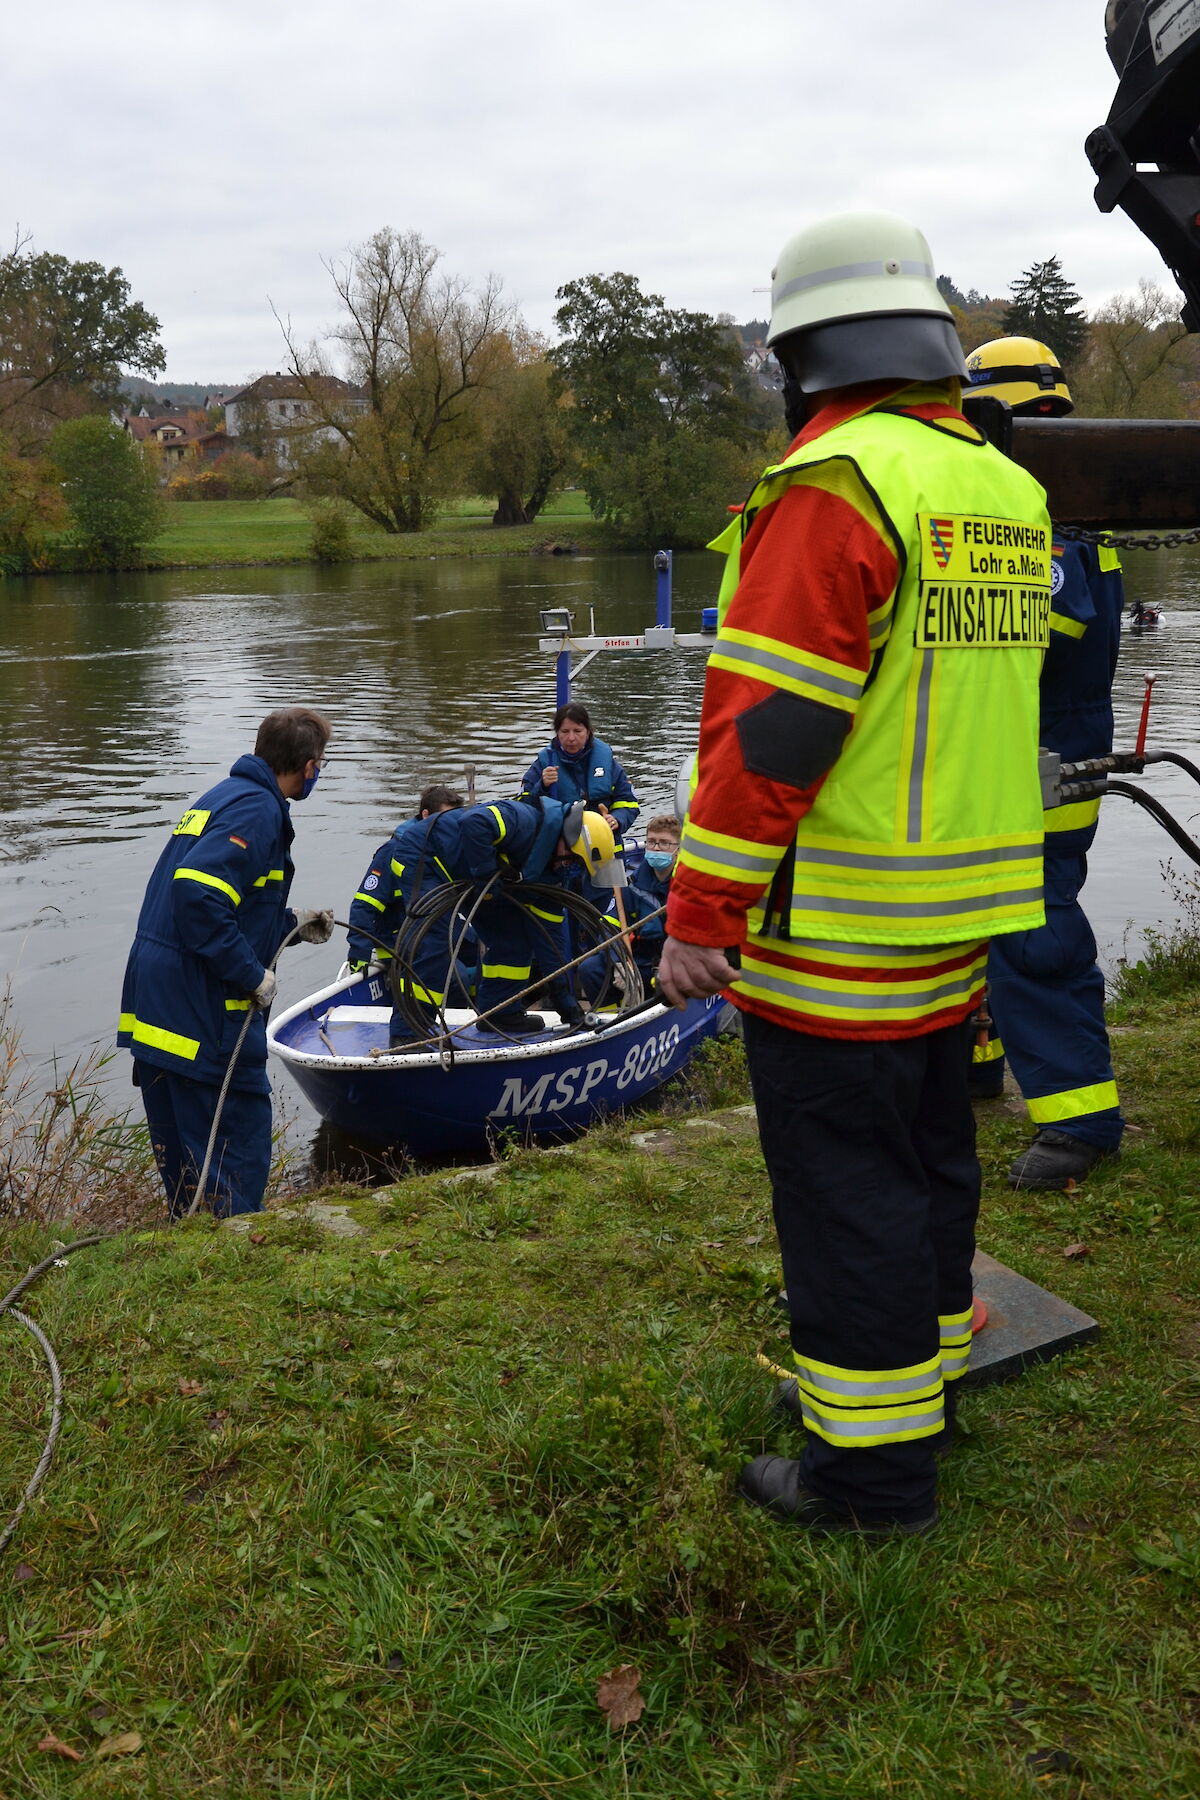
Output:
[
  {"xmin": 644, "ymin": 850, "xmax": 675, "ymax": 872},
  {"xmin": 299, "ymin": 766, "xmax": 320, "ymax": 800}
]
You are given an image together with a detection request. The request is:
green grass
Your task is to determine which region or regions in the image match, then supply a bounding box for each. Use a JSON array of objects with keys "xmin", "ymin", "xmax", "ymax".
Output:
[
  {"xmin": 4, "ymin": 1020, "xmax": 1200, "ymax": 1796},
  {"xmin": 141, "ymin": 493, "xmax": 612, "ymax": 571}
]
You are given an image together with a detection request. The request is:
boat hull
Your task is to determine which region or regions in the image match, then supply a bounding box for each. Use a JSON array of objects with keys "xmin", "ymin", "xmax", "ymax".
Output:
[{"xmin": 268, "ymin": 970, "xmax": 731, "ymax": 1156}]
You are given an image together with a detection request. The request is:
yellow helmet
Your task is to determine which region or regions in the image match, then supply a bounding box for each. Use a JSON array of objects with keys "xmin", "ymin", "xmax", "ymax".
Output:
[
  {"xmin": 963, "ymin": 336, "xmax": 1073, "ymax": 415},
  {"xmin": 563, "ymin": 802, "xmax": 616, "ymax": 872}
]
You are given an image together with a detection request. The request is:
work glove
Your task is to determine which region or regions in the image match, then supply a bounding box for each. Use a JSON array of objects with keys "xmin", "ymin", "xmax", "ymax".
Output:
[
  {"xmin": 295, "ymin": 907, "xmax": 335, "ymax": 944},
  {"xmin": 347, "ymin": 960, "xmax": 369, "ymax": 974},
  {"xmin": 252, "ymin": 970, "xmax": 277, "ymax": 1009}
]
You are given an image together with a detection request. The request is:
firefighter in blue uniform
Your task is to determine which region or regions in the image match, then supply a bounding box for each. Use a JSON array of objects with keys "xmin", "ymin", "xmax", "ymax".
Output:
[
  {"xmin": 346, "ymin": 784, "xmax": 467, "ymax": 1041},
  {"xmin": 964, "ymin": 337, "xmax": 1125, "ymax": 1187},
  {"xmin": 119, "ymin": 708, "xmax": 334, "ymax": 1217}
]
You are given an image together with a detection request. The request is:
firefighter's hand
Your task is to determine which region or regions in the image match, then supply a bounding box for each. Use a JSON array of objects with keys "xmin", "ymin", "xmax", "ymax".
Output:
[
  {"xmin": 657, "ymin": 938, "xmax": 737, "ymax": 1010},
  {"xmin": 295, "ymin": 907, "xmax": 335, "ymax": 944},
  {"xmin": 252, "ymin": 970, "xmax": 278, "ymax": 1010}
]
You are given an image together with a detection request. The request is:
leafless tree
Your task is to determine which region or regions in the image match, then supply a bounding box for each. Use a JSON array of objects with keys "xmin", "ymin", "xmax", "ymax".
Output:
[{"xmin": 277, "ymin": 229, "xmax": 513, "ymax": 532}]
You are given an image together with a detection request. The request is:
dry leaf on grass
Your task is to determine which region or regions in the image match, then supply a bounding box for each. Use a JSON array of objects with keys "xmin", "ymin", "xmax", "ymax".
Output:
[
  {"xmin": 177, "ymin": 1378, "xmax": 204, "ymax": 1397},
  {"xmin": 1062, "ymin": 1242, "xmax": 1090, "ymax": 1259},
  {"xmin": 37, "ymin": 1735, "xmax": 84, "ymax": 1762},
  {"xmin": 96, "ymin": 1731, "xmax": 143, "ymax": 1757},
  {"xmin": 13, "ymin": 1563, "xmax": 35, "ymax": 1583},
  {"xmin": 597, "ymin": 1664, "xmax": 646, "ymax": 1730}
]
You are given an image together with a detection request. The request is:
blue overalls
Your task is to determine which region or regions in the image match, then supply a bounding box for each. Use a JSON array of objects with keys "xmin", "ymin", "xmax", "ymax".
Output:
[
  {"xmin": 118, "ymin": 754, "xmax": 298, "ymax": 1216},
  {"xmin": 369, "ymin": 798, "xmax": 567, "ymax": 1026},
  {"xmin": 347, "ymin": 813, "xmax": 474, "ymax": 1037},
  {"xmin": 983, "ymin": 538, "xmax": 1125, "ymax": 1151}
]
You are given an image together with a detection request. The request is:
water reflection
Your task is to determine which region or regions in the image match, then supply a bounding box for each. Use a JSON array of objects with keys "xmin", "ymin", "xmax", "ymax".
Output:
[{"xmin": 3, "ymin": 541, "xmax": 1200, "ymax": 1173}]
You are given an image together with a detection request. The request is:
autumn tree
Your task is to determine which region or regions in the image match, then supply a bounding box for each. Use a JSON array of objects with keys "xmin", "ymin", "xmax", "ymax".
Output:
[
  {"xmin": 0, "ymin": 243, "xmax": 164, "ymax": 453},
  {"xmin": 1072, "ymin": 280, "xmax": 1193, "ymax": 418},
  {"xmin": 1003, "ymin": 256, "xmax": 1088, "ymax": 368},
  {"xmin": 49, "ymin": 416, "xmax": 163, "ymax": 567},
  {"xmin": 0, "ymin": 440, "xmax": 65, "ymax": 572},
  {"xmin": 282, "ymin": 228, "xmax": 512, "ymax": 532},
  {"xmin": 551, "ymin": 272, "xmax": 766, "ymax": 545},
  {"xmin": 469, "ymin": 334, "xmax": 572, "ymax": 526}
]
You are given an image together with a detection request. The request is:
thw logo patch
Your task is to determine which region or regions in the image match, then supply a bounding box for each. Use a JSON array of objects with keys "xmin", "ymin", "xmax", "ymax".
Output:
[{"xmin": 928, "ymin": 517, "xmax": 954, "ymax": 570}]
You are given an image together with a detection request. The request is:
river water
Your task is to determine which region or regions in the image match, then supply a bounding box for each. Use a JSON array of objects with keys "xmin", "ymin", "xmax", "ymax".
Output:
[{"xmin": 2, "ymin": 544, "xmax": 1199, "ymax": 1167}]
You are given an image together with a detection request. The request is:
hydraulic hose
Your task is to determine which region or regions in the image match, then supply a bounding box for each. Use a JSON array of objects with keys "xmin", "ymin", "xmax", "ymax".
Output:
[
  {"xmin": 1142, "ymin": 751, "xmax": 1200, "ymax": 789},
  {"xmin": 1104, "ymin": 780, "xmax": 1200, "ymax": 867}
]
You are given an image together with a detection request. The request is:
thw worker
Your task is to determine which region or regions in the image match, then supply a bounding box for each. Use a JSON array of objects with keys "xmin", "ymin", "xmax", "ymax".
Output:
[{"xmin": 119, "ymin": 708, "xmax": 334, "ymax": 1217}]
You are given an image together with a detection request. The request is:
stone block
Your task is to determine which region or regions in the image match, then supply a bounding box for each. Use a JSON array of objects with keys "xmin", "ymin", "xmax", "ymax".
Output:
[{"xmin": 965, "ymin": 1250, "xmax": 1100, "ymax": 1387}]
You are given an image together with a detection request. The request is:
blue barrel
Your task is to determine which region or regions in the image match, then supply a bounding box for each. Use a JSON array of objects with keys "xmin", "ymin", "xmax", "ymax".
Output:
[{"xmin": 700, "ymin": 606, "xmax": 718, "ymax": 633}]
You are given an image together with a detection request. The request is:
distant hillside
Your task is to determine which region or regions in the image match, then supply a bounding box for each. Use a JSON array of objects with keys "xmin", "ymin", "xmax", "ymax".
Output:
[{"xmin": 121, "ymin": 378, "xmax": 233, "ymax": 408}]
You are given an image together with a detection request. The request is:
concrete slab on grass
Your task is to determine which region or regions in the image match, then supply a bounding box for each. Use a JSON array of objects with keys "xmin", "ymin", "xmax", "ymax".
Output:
[{"xmin": 965, "ymin": 1250, "xmax": 1100, "ymax": 1387}]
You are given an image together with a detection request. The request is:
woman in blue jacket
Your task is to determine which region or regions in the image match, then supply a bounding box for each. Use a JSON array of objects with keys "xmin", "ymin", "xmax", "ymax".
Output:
[
  {"xmin": 519, "ymin": 697, "xmax": 641, "ymax": 950},
  {"xmin": 519, "ymin": 702, "xmax": 640, "ymax": 843}
]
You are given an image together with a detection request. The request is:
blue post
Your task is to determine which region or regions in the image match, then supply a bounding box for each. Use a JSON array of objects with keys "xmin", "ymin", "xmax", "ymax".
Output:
[
  {"xmin": 654, "ymin": 549, "xmax": 673, "ymax": 628},
  {"xmin": 556, "ymin": 648, "xmax": 571, "ymax": 706}
]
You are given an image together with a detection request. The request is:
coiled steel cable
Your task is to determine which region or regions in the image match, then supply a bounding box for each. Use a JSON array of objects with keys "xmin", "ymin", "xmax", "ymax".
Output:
[{"xmin": 388, "ymin": 880, "xmax": 645, "ymax": 1055}]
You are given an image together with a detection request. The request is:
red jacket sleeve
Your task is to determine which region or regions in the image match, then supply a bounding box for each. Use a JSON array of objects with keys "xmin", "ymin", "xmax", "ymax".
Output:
[{"xmin": 668, "ymin": 469, "xmax": 899, "ymax": 947}]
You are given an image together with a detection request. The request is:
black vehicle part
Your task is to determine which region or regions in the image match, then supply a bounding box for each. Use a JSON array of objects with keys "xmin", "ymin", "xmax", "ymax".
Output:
[{"xmin": 1087, "ymin": 1, "xmax": 1200, "ymax": 331}]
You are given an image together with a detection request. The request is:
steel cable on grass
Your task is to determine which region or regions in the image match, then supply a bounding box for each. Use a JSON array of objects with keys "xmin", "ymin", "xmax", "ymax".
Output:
[
  {"xmin": 182, "ymin": 921, "xmax": 306, "ymax": 1218},
  {"xmin": 0, "ymin": 1235, "xmax": 106, "ymax": 1556}
]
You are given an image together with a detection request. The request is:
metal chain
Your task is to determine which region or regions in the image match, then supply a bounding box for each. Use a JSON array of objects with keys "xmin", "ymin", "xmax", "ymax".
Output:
[{"xmin": 1056, "ymin": 523, "xmax": 1200, "ymax": 550}]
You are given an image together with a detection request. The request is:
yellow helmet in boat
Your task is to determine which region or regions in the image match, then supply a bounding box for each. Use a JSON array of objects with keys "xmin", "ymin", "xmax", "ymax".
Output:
[{"xmin": 563, "ymin": 803, "xmax": 616, "ymax": 872}]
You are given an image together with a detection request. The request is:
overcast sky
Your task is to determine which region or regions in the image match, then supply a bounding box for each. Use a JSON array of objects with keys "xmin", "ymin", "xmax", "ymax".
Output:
[{"xmin": 5, "ymin": 0, "xmax": 1170, "ymax": 383}]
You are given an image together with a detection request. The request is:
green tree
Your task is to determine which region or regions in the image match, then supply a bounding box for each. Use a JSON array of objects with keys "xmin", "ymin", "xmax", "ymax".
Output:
[
  {"xmin": 1003, "ymin": 256, "xmax": 1088, "ymax": 368},
  {"xmin": 1072, "ymin": 280, "xmax": 1192, "ymax": 418},
  {"xmin": 0, "ymin": 244, "xmax": 164, "ymax": 453},
  {"xmin": 551, "ymin": 272, "xmax": 764, "ymax": 545},
  {"xmin": 49, "ymin": 416, "xmax": 163, "ymax": 567},
  {"xmin": 469, "ymin": 336, "xmax": 572, "ymax": 526},
  {"xmin": 282, "ymin": 228, "xmax": 511, "ymax": 533}
]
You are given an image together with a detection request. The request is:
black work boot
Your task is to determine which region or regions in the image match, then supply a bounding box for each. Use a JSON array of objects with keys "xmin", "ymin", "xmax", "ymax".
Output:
[
  {"xmin": 1008, "ymin": 1129, "xmax": 1115, "ymax": 1189},
  {"xmin": 737, "ymin": 1455, "xmax": 937, "ymax": 1536},
  {"xmin": 774, "ymin": 1379, "xmax": 958, "ymax": 1455},
  {"xmin": 476, "ymin": 1010, "xmax": 546, "ymax": 1037}
]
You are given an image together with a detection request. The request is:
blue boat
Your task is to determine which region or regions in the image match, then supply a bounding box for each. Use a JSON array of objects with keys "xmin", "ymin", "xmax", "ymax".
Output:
[{"xmin": 268, "ymin": 968, "xmax": 731, "ymax": 1156}]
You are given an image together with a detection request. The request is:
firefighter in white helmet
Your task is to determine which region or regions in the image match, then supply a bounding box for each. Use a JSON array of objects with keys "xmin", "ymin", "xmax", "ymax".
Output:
[{"xmin": 659, "ymin": 213, "xmax": 1053, "ymax": 1535}]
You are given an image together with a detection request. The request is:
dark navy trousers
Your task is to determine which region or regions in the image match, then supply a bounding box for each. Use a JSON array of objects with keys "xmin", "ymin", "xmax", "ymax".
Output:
[
  {"xmin": 987, "ymin": 853, "xmax": 1122, "ymax": 1151},
  {"xmin": 136, "ymin": 1061, "xmax": 272, "ymax": 1218}
]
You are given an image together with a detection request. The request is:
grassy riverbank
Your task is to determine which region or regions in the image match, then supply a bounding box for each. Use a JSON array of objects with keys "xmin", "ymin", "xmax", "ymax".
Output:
[
  {"xmin": 141, "ymin": 494, "xmax": 613, "ymax": 571},
  {"xmin": 4, "ymin": 995, "xmax": 1200, "ymax": 1796}
]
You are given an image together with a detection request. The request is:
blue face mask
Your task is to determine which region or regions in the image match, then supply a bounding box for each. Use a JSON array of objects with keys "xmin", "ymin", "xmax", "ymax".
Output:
[
  {"xmin": 299, "ymin": 765, "xmax": 320, "ymax": 800},
  {"xmin": 644, "ymin": 850, "xmax": 675, "ymax": 872}
]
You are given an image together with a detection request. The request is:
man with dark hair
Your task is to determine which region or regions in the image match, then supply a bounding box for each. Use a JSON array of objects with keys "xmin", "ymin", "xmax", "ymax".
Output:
[
  {"xmin": 119, "ymin": 708, "xmax": 334, "ymax": 1217},
  {"xmin": 254, "ymin": 707, "xmax": 331, "ymax": 778}
]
